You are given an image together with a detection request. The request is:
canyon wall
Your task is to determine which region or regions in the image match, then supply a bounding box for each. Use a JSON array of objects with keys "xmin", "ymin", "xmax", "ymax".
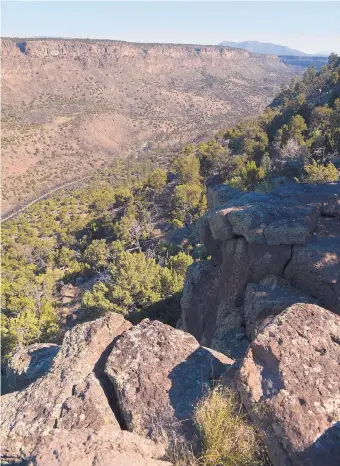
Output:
[{"xmin": 1, "ymin": 38, "xmax": 296, "ymax": 215}]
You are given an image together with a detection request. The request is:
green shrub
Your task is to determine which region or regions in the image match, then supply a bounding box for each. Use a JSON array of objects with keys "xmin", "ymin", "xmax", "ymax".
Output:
[
  {"xmin": 83, "ymin": 239, "xmax": 109, "ymax": 271},
  {"xmin": 171, "ymin": 183, "xmax": 203, "ymax": 223},
  {"xmin": 1, "ymin": 306, "xmax": 59, "ymax": 360},
  {"xmin": 304, "ymin": 160, "xmax": 339, "ymax": 183},
  {"xmin": 171, "ymin": 218, "xmax": 184, "ymax": 228},
  {"xmin": 147, "ymin": 168, "xmax": 167, "ymax": 191},
  {"xmin": 82, "ymin": 250, "xmax": 192, "ymax": 316},
  {"xmin": 230, "ymin": 161, "xmax": 265, "ymax": 191},
  {"xmin": 172, "ymin": 154, "xmax": 201, "ymax": 184}
]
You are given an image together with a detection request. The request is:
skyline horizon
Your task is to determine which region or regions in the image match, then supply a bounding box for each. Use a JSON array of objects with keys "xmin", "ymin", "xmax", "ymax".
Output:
[{"xmin": 2, "ymin": 2, "xmax": 340, "ymax": 55}]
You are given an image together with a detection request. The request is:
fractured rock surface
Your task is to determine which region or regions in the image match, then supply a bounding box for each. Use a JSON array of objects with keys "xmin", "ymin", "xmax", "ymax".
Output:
[
  {"xmin": 284, "ymin": 233, "xmax": 340, "ymax": 313},
  {"xmin": 29, "ymin": 426, "xmax": 170, "ymax": 466},
  {"xmin": 244, "ymin": 279, "xmax": 318, "ymax": 339},
  {"xmin": 237, "ymin": 303, "xmax": 340, "ymax": 466},
  {"xmin": 0, "ymin": 313, "xmax": 132, "ymax": 463}
]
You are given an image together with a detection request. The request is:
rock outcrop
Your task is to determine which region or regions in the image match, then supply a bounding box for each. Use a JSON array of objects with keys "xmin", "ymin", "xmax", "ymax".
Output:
[
  {"xmin": 0, "ymin": 313, "xmax": 132, "ymax": 464},
  {"xmin": 2, "ymin": 182, "xmax": 340, "ymax": 466},
  {"xmin": 181, "ymin": 182, "xmax": 340, "ymax": 358},
  {"xmin": 105, "ymin": 319, "xmax": 233, "ymax": 445},
  {"xmin": 5, "ymin": 343, "xmax": 60, "ymax": 393},
  {"xmin": 237, "ymin": 303, "xmax": 340, "ymax": 466},
  {"xmin": 1, "ymin": 314, "xmax": 233, "ymax": 465}
]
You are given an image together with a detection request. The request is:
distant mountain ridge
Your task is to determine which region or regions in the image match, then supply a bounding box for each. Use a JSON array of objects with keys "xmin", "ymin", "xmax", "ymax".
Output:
[{"xmin": 219, "ymin": 40, "xmax": 327, "ymax": 57}]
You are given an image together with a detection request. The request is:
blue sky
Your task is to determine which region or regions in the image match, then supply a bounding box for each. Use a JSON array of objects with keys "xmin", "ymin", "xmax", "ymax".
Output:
[{"xmin": 2, "ymin": 1, "xmax": 340, "ymax": 54}]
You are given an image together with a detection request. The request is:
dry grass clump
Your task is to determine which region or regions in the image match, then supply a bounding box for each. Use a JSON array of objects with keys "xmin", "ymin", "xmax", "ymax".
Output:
[
  {"xmin": 152, "ymin": 387, "xmax": 269, "ymax": 466},
  {"xmin": 194, "ymin": 387, "xmax": 261, "ymax": 466}
]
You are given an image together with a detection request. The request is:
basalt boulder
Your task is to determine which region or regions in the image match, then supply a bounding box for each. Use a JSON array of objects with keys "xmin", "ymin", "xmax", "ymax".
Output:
[
  {"xmin": 272, "ymin": 182, "xmax": 340, "ymax": 218},
  {"xmin": 237, "ymin": 303, "xmax": 340, "ymax": 466},
  {"xmin": 206, "ymin": 191, "xmax": 320, "ymax": 245},
  {"xmin": 244, "ymin": 279, "xmax": 317, "ymax": 339},
  {"xmin": 105, "ymin": 319, "xmax": 233, "ymax": 445},
  {"xmin": 284, "ymin": 234, "xmax": 340, "ymax": 314},
  {"xmin": 29, "ymin": 426, "xmax": 170, "ymax": 466}
]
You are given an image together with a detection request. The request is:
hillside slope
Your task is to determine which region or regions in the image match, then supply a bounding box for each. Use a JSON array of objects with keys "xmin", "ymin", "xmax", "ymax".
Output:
[{"xmin": 1, "ymin": 38, "xmax": 295, "ymax": 214}]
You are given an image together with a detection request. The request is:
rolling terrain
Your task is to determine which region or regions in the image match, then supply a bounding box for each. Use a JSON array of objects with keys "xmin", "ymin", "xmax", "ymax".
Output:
[{"xmin": 1, "ymin": 38, "xmax": 296, "ymax": 215}]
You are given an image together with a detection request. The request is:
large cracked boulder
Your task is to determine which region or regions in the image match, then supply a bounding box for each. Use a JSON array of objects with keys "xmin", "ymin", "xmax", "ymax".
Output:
[
  {"xmin": 29, "ymin": 426, "xmax": 170, "ymax": 466},
  {"xmin": 0, "ymin": 313, "xmax": 132, "ymax": 464},
  {"xmin": 105, "ymin": 319, "xmax": 233, "ymax": 444},
  {"xmin": 237, "ymin": 303, "xmax": 340, "ymax": 466},
  {"xmin": 5, "ymin": 343, "xmax": 60, "ymax": 393}
]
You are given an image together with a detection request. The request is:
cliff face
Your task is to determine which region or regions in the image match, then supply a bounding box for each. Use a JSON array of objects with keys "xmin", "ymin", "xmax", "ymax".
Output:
[
  {"xmin": 1, "ymin": 38, "xmax": 296, "ymax": 215},
  {"xmin": 2, "ymin": 38, "xmax": 256, "ymax": 59},
  {"xmin": 1, "ymin": 38, "xmax": 280, "ymax": 76}
]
